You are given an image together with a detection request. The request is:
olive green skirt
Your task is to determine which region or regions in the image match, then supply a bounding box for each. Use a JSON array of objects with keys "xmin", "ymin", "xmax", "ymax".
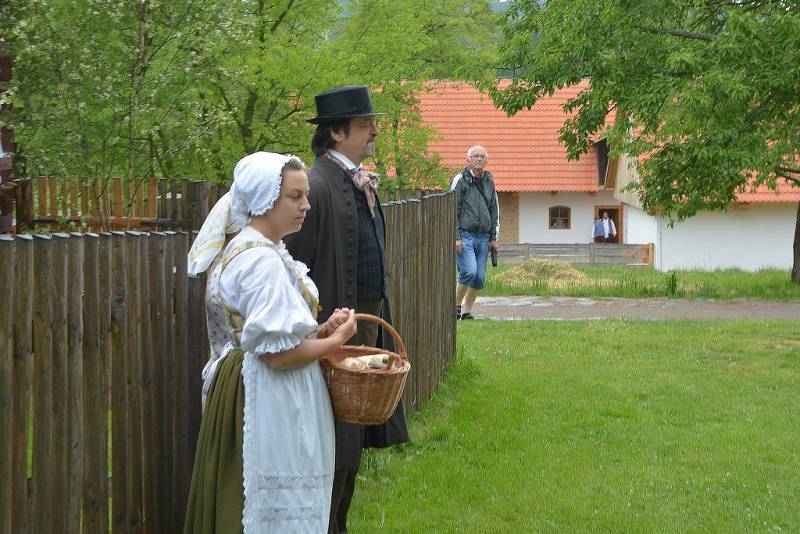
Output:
[{"xmin": 184, "ymin": 349, "xmax": 245, "ymax": 534}]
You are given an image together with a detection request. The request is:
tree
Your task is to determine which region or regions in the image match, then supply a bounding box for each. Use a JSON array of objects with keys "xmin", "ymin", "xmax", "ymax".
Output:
[
  {"xmin": 2, "ymin": 0, "xmax": 500, "ymax": 191},
  {"xmin": 1, "ymin": 0, "xmax": 224, "ymax": 179},
  {"xmin": 485, "ymin": 0, "xmax": 800, "ymax": 282},
  {"xmin": 177, "ymin": 0, "xmax": 345, "ymax": 181},
  {"xmin": 328, "ymin": 0, "xmax": 500, "ymax": 188}
]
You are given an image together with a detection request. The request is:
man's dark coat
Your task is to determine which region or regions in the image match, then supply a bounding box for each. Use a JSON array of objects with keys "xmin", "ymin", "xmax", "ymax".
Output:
[{"xmin": 284, "ymin": 155, "xmax": 409, "ymax": 469}]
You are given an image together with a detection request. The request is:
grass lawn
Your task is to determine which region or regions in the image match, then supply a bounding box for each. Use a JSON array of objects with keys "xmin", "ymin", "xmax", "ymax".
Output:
[
  {"xmin": 350, "ymin": 320, "xmax": 800, "ymax": 532},
  {"xmin": 481, "ymin": 264, "xmax": 800, "ymax": 300}
]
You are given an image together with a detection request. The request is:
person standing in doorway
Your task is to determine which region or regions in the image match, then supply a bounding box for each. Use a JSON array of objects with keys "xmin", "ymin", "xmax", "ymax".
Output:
[
  {"xmin": 451, "ymin": 145, "xmax": 499, "ymax": 320},
  {"xmin": 592, "ymin": 212, "xmax": 617, "ymax": 243},
  {"xmin": 284, "ymin": 85, "xmax": 409, "ymax": 534},
  {"xmin": 592, "ymin": 216, "xmax": 606, "ymax": 243},
  {"xmin": 602, "ymin": 211, "xmax": 617, "ymax": 243}
]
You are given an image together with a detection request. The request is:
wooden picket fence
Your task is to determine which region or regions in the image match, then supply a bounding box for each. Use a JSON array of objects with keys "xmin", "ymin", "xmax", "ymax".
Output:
[
  {"xmin": 0, "ymin": 231, "xmax": 202, "ymax": 534},
  {"xmin": 8, "ymin": 176, "xmax": 231, "ymax": 233},
  {"xmin": 1, "ymin": 175, "xmax": 434, "ymax": 234},
  {"xmin": 383, "ymin": 193, "xmax": 457, "ymax": 414},
  {"xmin": 0, "ymin": 189, "xmax": 457, "ymax": 534}
]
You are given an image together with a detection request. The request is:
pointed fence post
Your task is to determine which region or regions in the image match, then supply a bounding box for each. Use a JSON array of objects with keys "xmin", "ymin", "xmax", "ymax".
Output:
[
  {"xmin": 14, "ymin": 179, "xmax": 33, "ymax": 232},
  {"xmin": 183, "ymin": 180, "xmax": 209, "ymax": 233}
]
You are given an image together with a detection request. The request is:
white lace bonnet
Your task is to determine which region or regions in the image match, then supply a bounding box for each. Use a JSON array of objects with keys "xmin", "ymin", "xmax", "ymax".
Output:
[{"xmin": 229, "ymin": 151, "xmax": 304, "ymax": 227}]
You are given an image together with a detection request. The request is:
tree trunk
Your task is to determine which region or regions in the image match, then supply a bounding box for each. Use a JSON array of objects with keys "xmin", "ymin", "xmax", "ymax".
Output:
[
  {"xmin": 792, "ymin": 201, "xmax": 800, "ymax": 283},
  {"xmin": 128, "ymin": 0, "xmax": 149, "ymax": 185}
]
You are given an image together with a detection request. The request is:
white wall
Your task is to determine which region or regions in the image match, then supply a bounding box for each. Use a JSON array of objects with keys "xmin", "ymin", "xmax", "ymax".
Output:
[
  {"xmin": 518, "ymin": 191, "xmax": 619, "ymax": 243},
  {"xmin": 655, "ymin": 203, "xmax": 797, "ymax": 271},
  {"xmin": 624, "ymin": 205, "xmax": 658, "ymax": 245}
]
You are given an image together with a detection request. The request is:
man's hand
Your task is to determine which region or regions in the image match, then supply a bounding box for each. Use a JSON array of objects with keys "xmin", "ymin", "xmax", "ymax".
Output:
[
  {"xmin": 455, "ymin": 239, "xmax": 463, "ymax": 254},
  {"xmin": 489, "ymin": 240, "xmax": 498, "ymax": 252}
]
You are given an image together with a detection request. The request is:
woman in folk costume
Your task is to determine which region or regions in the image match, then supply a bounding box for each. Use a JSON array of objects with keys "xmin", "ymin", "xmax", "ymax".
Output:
[
  {"xmin": 186, "ymin": 192, "xmax": 244, "ymax": 408},
  {"xmin": 184, "ymin": 152, "xmax": 357, "ymax": 534}
]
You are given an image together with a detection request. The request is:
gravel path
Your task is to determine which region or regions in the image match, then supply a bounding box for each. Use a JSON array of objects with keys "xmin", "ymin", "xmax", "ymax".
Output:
[{"xmin": 471, "ymin": 296, "xmax": 800, "ymax": 321}]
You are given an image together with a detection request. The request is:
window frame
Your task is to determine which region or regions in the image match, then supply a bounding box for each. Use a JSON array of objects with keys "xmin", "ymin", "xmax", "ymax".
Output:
[{"xmin": 548, "ymin": 205, "xmax": 571, "ymax": 230}]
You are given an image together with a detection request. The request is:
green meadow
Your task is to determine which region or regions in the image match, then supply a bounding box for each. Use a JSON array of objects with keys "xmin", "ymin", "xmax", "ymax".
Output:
[{"xmin": 352, "ymin": 319, "xmax": 800, "ymax": 532}]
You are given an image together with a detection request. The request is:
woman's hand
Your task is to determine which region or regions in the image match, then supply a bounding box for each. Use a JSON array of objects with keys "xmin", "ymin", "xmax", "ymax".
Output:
[
  {"xmin": 327, "ymin": 307, "xmax": 351, "ymax": 330},
  {"xmin": 317, "ymin": 307, "xmax": 351, "ymax": 339},
  {"xmin": 329, "ymin": 309, "xmax": 357, "ymax": 344}
]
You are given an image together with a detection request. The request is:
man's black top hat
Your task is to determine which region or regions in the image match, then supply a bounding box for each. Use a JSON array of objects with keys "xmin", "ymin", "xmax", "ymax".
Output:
[{"xmin": 308, "ymin": 85, "xmax": 386, "ymax": 124}]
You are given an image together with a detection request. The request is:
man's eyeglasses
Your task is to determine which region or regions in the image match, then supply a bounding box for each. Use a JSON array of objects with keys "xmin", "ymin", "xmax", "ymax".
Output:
[{"xmin": 468, "ymin": 154, "xmax": 487, "ymax": 161}]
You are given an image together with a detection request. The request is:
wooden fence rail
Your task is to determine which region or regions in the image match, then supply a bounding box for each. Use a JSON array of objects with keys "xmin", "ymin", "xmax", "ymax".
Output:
[
  {"xmin": 0, "ymin": 190, "xmax": 457, "ymax": 533},
  {"xmin": 499, "ymin": 242, "xmax": 654, "ymax": 266}
]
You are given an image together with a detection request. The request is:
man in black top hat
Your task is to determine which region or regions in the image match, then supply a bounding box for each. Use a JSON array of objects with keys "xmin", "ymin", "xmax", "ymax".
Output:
[{"xmin": 285, "ymin": 85, "xmax": 409, "ymax": 534}]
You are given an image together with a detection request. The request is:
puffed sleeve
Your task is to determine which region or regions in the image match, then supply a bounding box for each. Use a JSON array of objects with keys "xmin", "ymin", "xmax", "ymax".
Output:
[{"xmin": 220, "ymin": 247, "xmax": 318, "ymax": 355}]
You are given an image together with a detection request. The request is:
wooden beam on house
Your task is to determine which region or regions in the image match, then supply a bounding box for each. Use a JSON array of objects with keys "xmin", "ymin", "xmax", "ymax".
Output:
[{"xmin": 606, "ymin": 158, "xmax": 619, "ymax": 189}]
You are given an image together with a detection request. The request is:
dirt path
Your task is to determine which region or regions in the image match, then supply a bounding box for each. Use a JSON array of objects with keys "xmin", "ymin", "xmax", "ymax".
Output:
[{"xmin": 472, "ymin": 296, "xmax": 800, "ymax": 321}]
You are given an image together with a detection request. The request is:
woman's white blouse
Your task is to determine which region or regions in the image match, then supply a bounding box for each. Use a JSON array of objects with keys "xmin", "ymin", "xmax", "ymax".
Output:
[{"xmin": 219, "ymin": 226, "xmax": 319, "ymax": 353}]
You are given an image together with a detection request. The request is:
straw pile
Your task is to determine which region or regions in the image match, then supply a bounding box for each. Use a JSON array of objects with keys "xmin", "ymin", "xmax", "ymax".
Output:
[{"xmin": 497, "ymin": 258, "xmax": 588, "ymax": 288}]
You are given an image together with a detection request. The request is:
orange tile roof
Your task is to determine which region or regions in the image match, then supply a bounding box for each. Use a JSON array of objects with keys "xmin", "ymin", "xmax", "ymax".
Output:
[
  {"xmin": 417, "ymin": 81, "xmax": 601, "ymax": 192},
  {"xmin": 417, "ymin": 81, "xmax": 799, "ymax": 203},
  {"xmin": 737, "ymin": 181, "xmax": 800, "ymax": 203},
  {"xmin": 631, "ymin": 153, "xmax": 799, "ymax": 204}
]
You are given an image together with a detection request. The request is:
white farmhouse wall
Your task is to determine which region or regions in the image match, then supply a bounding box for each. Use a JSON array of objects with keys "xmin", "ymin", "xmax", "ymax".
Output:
[
  {"xmin": 624, "ymin": 206, "xmax": 658, "ymax": 244},
  {"xmin": 518, "ymin": 191, "xmax": 619, "ymax": 243},
  {"xmin": 655, "ymin": 203, "xmax": 796, "ymax": 271}
]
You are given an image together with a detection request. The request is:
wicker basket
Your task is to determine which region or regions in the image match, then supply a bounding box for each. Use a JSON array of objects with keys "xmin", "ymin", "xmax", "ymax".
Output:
[{"xmin": 319, "ymin": 313, "xmax": 410, "ymax": 425}]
